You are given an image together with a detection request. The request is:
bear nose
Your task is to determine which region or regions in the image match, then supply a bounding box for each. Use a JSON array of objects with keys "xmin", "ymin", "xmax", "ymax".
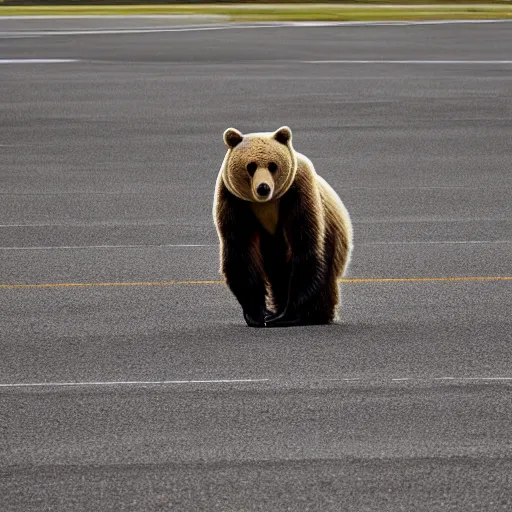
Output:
[{"xmin": 256, "ymin": 183, "xmax": 271, "ymax": 197}]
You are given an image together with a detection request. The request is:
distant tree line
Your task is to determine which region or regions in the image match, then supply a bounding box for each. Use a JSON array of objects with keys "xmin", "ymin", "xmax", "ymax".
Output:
[
  {"xmin": 2, "ymin": 0, "xmax": 355, "ymax": 4},
  {"xmin": 0, "ymin": 0, "xmax": 415, "ymax": 4},
  {"xmin": 1, "ymin": 0, "xmax": 237, "ymax": 4},
  {"xmin": 0, "ymin": 0, "xmax": 379, "ymax": 4},
  {"xmin": 2, "ymin": 0, "xmax": 508, "ymax": 4}
]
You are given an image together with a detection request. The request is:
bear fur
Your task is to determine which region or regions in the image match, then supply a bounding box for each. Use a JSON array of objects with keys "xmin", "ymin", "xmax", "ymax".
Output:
[{"xmin": 213, "ymin": 126, "xmax": 353, "ymax": 328}]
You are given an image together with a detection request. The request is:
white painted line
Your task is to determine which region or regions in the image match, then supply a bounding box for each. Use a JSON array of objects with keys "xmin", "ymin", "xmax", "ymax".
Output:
[
  {"xmin": 0, "ymin": 35, "xmax": 42, "ymax": 39},
  {"xmin": 323, "ymin": 378, "xmax": 362, "ymax": 382},
  {"xmin": 286, "ymin": 19, "xmax": 512, "ymax": 27},
  {"xmin": 386, "ymin": 18, "xmax": 512, "ymax": 24},
  {"xmin": 304, "ymin": 60, "xmax": 512, "ymax": 64},
  {"xmin": 0, "ymin": 378, "xmax": 269, "ymax": 389},
  {"xmin": 0, "ymin": 24, "xmax": 275, "ymax": 37},
  {"xmin": 460, "ymin": 377, "xmax": 512, "ymax": 381},
  {"xmin": 0, "ymin": 244, "xmax": 216, "ymax": 250},
  {"xmin": 362, "ymin": 240, "xmax": 512, "ymax": 246},
  {"xmin": 322, "ymin": 376, "xmax": 512, "ymax": 384},
  {"xmin": 0, "ymin": 222, "xmax": 177, "ymax": 227},
  {"xmin": 2, "ymin": 377, "xmax": 511, "ymax": 389},
  {"xmin": 0, "ymin": 15, "xmax": 229, "ymax": 20},
  {"xmin": 0, "ymin": 58, "xmax": 79, "ymax": 64},
  {"xmin": 0, "ymin": 241, "xmax": 510, "ymax": 251},
  {"xmin": 430, "ymin": 377, "xmax": 512, "ymax": 383},
  {"xmin": 1, "ymin": 18, "xmax": 510, "ymax": 37},
  {"xmin": 398, "ymin": 377, "xmax": 512, "ymax": 382}
]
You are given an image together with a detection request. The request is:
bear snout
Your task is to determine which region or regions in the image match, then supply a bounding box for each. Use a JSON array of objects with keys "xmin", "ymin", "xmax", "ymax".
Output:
[
  {"xmin": 256, "ymin": 183, "xmax": 271, "ymax": 198},
  {"xmin": 252, "ymin": 167, "xmax": 274, "ymax": 201}
]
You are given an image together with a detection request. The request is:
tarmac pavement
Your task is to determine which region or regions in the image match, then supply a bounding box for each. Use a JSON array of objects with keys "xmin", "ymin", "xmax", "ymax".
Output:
[{"xmin": 1, "ymin": 18, "xmax": 511, "ymax": 511}]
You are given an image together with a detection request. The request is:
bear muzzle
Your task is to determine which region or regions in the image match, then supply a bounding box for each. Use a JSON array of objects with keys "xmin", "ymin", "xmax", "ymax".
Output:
[
  {"xmin": 252, "ymin": 168, "xmax": 275, "ymax": 202},
  {"xmin": 257, "ymin": 183, "xmax": 271, "ymax": 197}
]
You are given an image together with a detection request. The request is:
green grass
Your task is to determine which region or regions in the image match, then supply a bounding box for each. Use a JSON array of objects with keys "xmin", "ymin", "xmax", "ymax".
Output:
[{"xmin": 0, "ymin": 3, "xmax": 511, "ymax": 20}]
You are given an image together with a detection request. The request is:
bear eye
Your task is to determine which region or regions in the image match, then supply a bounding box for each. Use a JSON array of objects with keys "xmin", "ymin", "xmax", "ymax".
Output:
[
  {"xmin": 268, "ymin": 162, "xmax": 278, "ymax": 173},
  {"xmin": 246, "ymin": 162, "xmax": 257, "ymax": 176}
]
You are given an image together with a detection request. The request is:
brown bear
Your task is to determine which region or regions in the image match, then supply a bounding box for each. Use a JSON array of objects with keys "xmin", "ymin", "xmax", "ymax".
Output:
[{"xmin": 213, "ymin": 126, "xmax": 353, "ymax": 327}]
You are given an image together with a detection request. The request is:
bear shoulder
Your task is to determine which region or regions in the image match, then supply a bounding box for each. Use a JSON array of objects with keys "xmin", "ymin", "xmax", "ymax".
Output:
[{"xmin": 291, "ymin": 151, "xmax": 320, "ymax": 194}]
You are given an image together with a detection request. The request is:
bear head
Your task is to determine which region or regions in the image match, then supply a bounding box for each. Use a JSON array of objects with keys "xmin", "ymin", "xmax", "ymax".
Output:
[{"xmin": 220, "ymin": 126, "xmax": 297, "ymax": 203}]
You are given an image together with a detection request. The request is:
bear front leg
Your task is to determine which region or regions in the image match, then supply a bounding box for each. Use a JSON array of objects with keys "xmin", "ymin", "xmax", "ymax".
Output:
[
  {"xmin": 263, "ymin": 248, "xmax": 325, "ymax": 327},
  {"xmin": 222, "ymin": 241, "xmax": 268, "ymax": 327},
  {"xmin": 215, "ymin": 186, "xmax": 269, "ymax": 327},
  {"xmin": 263, "ymin": 182, "xmax": 328, "ymax": 328}
]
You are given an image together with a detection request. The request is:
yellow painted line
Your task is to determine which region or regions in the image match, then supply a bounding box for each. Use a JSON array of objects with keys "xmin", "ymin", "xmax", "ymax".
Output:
[
  {"xmin": 0, "ymin": 276, "xmax": 511, "ymax": 290},
  {"xmin": 341, "ymin": 276, "xmax": 512, "ymax": 283},
  {"xmin": 0, "ymin": 280, "xmax": 223, "ymax": 289}
]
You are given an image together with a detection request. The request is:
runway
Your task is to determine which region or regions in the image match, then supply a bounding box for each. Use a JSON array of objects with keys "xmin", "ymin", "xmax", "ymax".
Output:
[{"xmin": 1, "ymin": 18, "xmax": 511, "ymax": 511}]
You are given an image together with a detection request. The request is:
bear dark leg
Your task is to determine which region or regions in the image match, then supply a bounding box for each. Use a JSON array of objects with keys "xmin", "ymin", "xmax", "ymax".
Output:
[
  {"xmin": 263, "ymin": 249, "xmax": 327, "ymax": 328},
  {"xmin": 296, "ymin": 278, "xmax": 337, "ymax": 325},
  {"xmin": 266, "ymin": 266, "xmax": 291, "ymax": 316},
  {"xmin": 264, "ymin": 229, "xmax": 336, "ymax": 327},
  {"xmin": 222, "ymin": 234, "xmax": 269, "ymax": 327},
  {"xmin": 265, "ymin": 281, "xmax": 336, "ymax": 327},
  {"xmin": 216, "ymin": 188, "xmax": 270, "ymax": 327},
  {"xmin": 260, "ymin": 230, "xmax": 291, "ymax": 316},
  {"xmin": 297, "ymin": 237, "xmax": 340, "ymax": 325},
  {"xmin": 261, "ymin": 177, "xmax": 333, "ymax": 328}
]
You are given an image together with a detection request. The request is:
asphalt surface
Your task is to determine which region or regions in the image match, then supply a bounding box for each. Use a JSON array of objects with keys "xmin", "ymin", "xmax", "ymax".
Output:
[{"xmin": 1, "ymin": 18, "xmax": 512, "ymax": 512}]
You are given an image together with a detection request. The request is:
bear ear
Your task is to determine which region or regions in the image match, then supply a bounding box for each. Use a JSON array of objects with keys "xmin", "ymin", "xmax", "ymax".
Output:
[
  {"xmin": 223, "ymin": 128, "xmax": 243, "ymax": 148},
  {"xmin": 273, "ymin": 126, "xmax": 292, "ymax": 145}
]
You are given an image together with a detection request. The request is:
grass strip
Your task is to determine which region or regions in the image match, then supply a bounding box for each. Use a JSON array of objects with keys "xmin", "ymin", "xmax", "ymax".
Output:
[{"xmin": 0, "ymin": 4, "xmax": 511, "ymax": 21}]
